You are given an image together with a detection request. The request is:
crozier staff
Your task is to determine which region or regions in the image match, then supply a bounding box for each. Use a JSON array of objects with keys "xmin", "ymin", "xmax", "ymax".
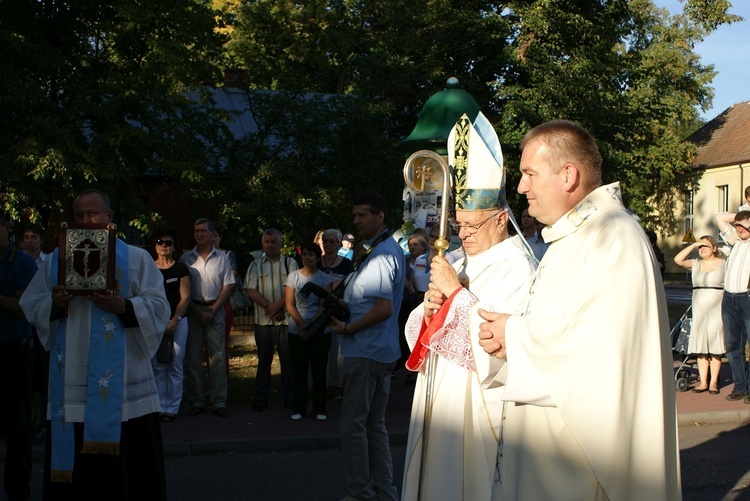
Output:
[{"xmin": 401, "ymin": 112, "xmax": 536, "ymax": 501}]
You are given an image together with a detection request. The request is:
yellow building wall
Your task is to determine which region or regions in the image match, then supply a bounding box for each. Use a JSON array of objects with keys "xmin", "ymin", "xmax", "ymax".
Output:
[{"xmin": 662, "ymin": 163, "xmax": 750, "ymax": 278}]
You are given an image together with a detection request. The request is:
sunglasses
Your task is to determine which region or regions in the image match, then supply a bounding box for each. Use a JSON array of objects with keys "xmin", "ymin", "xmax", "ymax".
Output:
[
  {"xmin": 734, "ymin": 223, "xmax": 750, "ymax": 232},
  {"xmin": 157, "ymin": 239, "xmax": 174, "ymax": 247},
  {"xmin": 322, "ymin": 239, "xmax": 338, "ymax": 244}
]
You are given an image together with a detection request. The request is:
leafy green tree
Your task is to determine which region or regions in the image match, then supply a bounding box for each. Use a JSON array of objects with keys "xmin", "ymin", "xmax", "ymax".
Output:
[
  {"xmin": 2, "ymin": 0, "xmax": 740, "ymax": 252},
  {"xmin": 226, "ymin": 0, "xmax": 511, "ymax": 129},
  {"xmin": 223, "ymin": 0, "xmax": 739, "ymax": 236},
  {"xmin": 215, "ymin": 0, "xmax": 515, "ymax": 254},
  {"xmin": 206, "ymin": 90, "xmax": 404, "ymax": 257},
  {"xmin": 0, "ymin": 0, "xmax": 226, "ymax": 231},
  {"xmin": 493, "ymin": 0, "xmax": 740, "ymax": 233}
]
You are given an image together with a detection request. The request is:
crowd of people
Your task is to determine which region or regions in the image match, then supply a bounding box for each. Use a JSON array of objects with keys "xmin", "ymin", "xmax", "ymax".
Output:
[{"xmin": 7, "ymin": 118, "xmax": 750, "ymax": 501}]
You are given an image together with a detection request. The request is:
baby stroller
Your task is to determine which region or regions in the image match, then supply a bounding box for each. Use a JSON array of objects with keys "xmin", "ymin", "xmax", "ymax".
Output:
[{"xmin": 671, "ymin": 305, "xmax": 696, "ymax": 391}]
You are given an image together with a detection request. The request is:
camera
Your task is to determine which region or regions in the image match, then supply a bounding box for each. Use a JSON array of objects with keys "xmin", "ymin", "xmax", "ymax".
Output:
[{"xmin": 299, "ymin": 282, "xmax": 350, "ymax": 336}]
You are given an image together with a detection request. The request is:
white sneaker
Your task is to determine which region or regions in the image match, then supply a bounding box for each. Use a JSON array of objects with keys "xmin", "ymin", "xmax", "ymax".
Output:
[
  {"xmin": 315, "ymin": 413, "xmax": 327, "ymax": 421},
  {"xmin": 291, "ymin": 413, "xmax": 303, "ymax": 420}
]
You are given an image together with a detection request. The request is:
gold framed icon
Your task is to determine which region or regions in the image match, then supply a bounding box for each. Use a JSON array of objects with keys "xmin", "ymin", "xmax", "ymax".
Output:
[{"xmin": 57, "ymin": 222, "xmax": 117, "ymax": 295}]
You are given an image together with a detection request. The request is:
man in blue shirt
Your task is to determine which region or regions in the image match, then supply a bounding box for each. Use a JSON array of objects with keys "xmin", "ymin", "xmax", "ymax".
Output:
[
  {"xmin": 0, "ymin": 213, "xmax": 39, "ymax": 501},
  {"xmin": 329, "ymin": 194, "xmax": 406, "ymax": 501}
]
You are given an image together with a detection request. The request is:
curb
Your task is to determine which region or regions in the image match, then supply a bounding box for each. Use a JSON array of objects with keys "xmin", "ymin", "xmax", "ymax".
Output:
[{"xmin": 677, "ymin": 409, "xmax": 750, "ymax": 426}]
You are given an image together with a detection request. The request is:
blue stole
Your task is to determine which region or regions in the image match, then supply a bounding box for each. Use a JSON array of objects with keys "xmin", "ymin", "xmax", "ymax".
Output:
[{"xmin": 48, "ymin": 239, "xmax": 129, "ymax": 482}]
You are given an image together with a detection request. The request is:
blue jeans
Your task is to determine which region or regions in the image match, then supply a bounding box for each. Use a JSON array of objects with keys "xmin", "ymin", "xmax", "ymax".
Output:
[
  {"xmin": 152, "ymin": 317, "xmax": 189, "ymax": 414},
  {"xmin": 721, "ymin": 292, "xmax": 750, "ymax": 394}
]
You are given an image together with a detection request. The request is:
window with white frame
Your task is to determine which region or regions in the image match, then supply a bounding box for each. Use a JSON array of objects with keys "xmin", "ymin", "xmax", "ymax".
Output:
[
  {"xmin": 717, "ymin": 185, "xmax": 729, "ymax": 213},
  {"xmin": 684, "ymin": 189, "xmax": 694, "ymax": 235}
]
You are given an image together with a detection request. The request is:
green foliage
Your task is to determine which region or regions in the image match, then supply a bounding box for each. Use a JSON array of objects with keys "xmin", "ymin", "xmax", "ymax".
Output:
[
  {"xmin": 493, "ymin": 0, "xmax": 737, "ymax": 234},
  {"xmin": 207, "ymin": 90, "xmax": 403, "ymax": 257},
  {"xmin": 1, "ymin": 0, "xmax": 741, "ymax": 253},
  {"xmin": 0, "ymin": 0, "xmax": 226, "ymax": 228}
]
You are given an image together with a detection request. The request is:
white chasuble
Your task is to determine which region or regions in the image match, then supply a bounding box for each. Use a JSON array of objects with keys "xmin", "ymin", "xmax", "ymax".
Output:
[
  {"xmin": 401, "ymin": 236, "xmax": 535, "ymax": 501},
  {"xmin": 495, "ymin": 183, "xmax": 681, "ymax": 501},
  {"xmin": 20, "ymin": 241, "xmax": 170, "ymax": 422}
]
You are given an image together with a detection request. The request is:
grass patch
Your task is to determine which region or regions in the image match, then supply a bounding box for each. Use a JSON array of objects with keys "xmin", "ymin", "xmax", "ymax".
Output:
[{"xmin": 227, "ymin": 343, "xmax": 284, "ymax": 407}]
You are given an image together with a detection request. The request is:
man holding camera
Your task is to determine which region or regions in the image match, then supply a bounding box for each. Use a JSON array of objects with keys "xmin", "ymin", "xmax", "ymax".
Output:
[{"xmin": 329, "ymin": 194, "xmax": 406, "ymax": 501}]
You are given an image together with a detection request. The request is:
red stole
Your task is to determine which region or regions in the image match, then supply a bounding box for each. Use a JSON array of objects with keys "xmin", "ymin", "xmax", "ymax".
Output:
[{"xmin": 405, "ymin": 288, "xmax": 461, "ymax": 371}]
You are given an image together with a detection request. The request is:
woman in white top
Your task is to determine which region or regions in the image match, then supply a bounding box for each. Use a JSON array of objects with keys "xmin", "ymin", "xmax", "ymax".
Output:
[
  {"xmin": 285, "ymin": 242, "xmax": 334, "ymax": 420},
  {"xmin": 674, "ymin": 235, "xmax": 727, "ymax": 394}
]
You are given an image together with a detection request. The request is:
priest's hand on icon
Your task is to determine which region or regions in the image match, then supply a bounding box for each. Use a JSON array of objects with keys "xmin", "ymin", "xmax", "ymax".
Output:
[
  {"xmin": 51, "ymin": 285, "xmax": 74, "ymax": 312},
  {"xmin": 478, "ymin": 309, "xmax": 510, "ymax": 359},
  {"xmin": 90, "ymin": 282, "xmax": 127, "ymax": 315}
]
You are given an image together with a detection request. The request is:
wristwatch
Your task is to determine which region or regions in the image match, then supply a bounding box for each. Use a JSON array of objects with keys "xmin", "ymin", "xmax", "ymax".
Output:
[{"xmin": 175, "ymin": 315, "xmax": 183, "ymax": 321}]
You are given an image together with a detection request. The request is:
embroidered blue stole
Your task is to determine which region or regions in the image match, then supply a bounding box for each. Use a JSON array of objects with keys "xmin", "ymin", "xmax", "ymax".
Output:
[{"xmin": 48, "ymin": 239, "xmax": 129, "ymax": 482}]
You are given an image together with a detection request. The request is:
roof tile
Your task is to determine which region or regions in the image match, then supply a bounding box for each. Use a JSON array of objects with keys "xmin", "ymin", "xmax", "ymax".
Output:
[{"xmin": 688, "ymin": 101, "xmax": 750, "ymax": 169}]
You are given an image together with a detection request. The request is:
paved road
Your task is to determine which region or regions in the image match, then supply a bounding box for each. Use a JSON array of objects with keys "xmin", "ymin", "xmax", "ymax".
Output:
[
  {"xmin": 9, "ymin": 421, "xmax": 749, "ymax": 500},
  {"xmin": 665, "ymin": 283, "xmax": 692, "ymax": 305},
  {"xmin": 679, "ymin": 421, "xmax": 750, "ymax": 500}
]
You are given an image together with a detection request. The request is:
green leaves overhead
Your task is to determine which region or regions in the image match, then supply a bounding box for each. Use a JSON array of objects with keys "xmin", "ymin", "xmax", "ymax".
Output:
[{"xmin": 1, "ymin": 0, "xmax": 741, "ymax": 252}]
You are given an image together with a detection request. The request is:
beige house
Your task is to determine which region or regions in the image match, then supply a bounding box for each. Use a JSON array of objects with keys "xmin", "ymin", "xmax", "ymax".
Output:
[{"xmin": 663, "ymin": 101, "xmax": 750, "ymax": 278}]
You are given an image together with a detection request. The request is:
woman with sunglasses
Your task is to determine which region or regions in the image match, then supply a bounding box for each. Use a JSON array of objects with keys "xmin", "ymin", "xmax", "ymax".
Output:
[
  {"xmin": 152, "ymin": 229, "xmax": 191, "ymax": 421},
  {"xmin": 674, "ymin": 235, "xmax": 726, "ymax": 394}
]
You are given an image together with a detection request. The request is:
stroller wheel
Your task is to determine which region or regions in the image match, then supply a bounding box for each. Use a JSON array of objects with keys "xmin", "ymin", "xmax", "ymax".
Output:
[
  {"xmin": 677, "ymin": 369, "xmax": 691, "ymax": 381},
  {"xmin": 676, "ymin": 378, "xmax": 689, "ymax": 392}
]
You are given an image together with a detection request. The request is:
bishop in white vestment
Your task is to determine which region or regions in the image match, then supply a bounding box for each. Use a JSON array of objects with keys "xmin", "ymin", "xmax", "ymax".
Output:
[{"xmin": 401, "ymin": 112, "xmax": 536, "ymax": 501}]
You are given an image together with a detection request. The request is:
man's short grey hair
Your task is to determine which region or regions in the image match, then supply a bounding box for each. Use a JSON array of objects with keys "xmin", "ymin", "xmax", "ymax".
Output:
[
  {"xmin": 194, "ymin": 218, "xmax": 215, "ymax": 231},
  {"xmin": 323, "ymin": 228, "xmax": 342, "ymax": 243},
  {"xmin": 264, "ymin": 228, "xmax": 282, "ymax": 241},
  {"xmin": 76, "ymin": 189, "xmax": 112, "ymax": 210}
]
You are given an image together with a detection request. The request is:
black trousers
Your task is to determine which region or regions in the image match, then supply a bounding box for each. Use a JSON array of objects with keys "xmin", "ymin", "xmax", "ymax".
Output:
[
  {"xmin": 42, "ymin": 412, "xmax": 166, "ymax": 501},
  {"xmin": 289, "ymin": 332, "xmax": 331, "ymax": 415},
  {"xmin": 0, "ymin": 340, "xmax": 33, "ymax": 501}
]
